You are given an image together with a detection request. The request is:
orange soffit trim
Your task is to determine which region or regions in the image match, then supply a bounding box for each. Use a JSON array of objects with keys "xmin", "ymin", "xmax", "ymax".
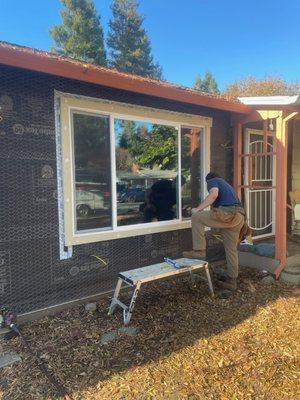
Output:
[{"xmin": 0, "ymin": 42, "xmax": 251, "ymax": 114}]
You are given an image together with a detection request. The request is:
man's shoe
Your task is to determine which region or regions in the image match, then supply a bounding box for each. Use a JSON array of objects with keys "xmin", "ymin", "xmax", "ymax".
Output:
[
  {"xmin": 182, "ymin": 250, "xmax": 206, "ymax": 259},
  {"xmin": 217, "ymin": 276, "xmax": 237, "ymax": 291}
]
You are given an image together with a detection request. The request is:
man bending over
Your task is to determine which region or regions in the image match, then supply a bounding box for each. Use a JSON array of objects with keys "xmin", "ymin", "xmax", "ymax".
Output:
[{"xmin": 183, "ymin": 172, "xmax": 247, "ymax": 291}]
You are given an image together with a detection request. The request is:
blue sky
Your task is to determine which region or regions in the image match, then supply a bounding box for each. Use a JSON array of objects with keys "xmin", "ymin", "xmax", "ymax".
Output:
[{"xmin": 1, "ymin": 0, "xmax": 299, "ymax": 90}]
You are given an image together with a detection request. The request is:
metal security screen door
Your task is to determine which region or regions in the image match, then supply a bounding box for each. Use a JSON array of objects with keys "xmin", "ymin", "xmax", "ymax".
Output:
[{"xmin": 244, "ymin": 129, "xmax": 276, "ymax": 238}]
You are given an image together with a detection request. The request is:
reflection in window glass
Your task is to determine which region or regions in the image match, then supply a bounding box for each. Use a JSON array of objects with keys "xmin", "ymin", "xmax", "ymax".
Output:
[
  {"xmin": 115, "ymin": 119, "xmax": 178, "ymax": 226},
  {"xmin": 181, "ymin": 127, "xmax": 203, "ymax": 218},
  {"xmin": 72, "ymin": 112, "xmax": 112, "ymax": 231}
]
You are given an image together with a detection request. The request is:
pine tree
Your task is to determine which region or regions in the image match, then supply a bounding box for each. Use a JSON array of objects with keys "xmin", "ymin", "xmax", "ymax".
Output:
[
  {"xmin": 193, "ymin": 72, "xmax": 219, "ymax": 94},
  {"xmin": 50, "ymin": 0, "xmax": 107, "ymax": 66},
  {"xmin": 193, "ymin": 75, "xmax": 203, "ymax": 91},
  {"xmin": 107, "ymin": 0, "xmax": 162, "ymax": 79}
]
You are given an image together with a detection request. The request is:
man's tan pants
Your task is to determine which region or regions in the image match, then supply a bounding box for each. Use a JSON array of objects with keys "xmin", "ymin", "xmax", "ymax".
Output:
[{"xmin": 191, "ymin": 208, "xmax": 244, "ymax": 278}]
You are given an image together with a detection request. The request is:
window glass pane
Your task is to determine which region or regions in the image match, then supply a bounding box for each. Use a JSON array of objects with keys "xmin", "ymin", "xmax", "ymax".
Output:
[
  {"xmin": 115, "ymin": 119, "xmax": 178, "ymax": 226},
  {"xmin": 181, "ymin": 127, "xmax": 203, "ymax": 218},
  {"xmin": 73, "ymin": 112, "xmax": 112, "ymax": 231}
]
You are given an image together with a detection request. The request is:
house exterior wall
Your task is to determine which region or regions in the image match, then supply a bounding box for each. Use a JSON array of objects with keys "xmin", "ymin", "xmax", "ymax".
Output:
[{"xmin": 0, "ymin": 65, "xmax": 233, "ymax": 315}]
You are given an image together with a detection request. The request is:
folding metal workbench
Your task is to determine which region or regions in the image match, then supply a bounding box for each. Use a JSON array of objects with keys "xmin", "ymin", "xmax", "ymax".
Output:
[{"xmin": 108, "ymin": 258, "xmax": 214, "ymax": 325}]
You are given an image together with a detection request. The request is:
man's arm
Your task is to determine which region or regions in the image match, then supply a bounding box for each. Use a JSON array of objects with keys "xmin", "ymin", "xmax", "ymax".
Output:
[{"xmin": 192, "ymin": 187, "xmax": 219, "ymax": 213}]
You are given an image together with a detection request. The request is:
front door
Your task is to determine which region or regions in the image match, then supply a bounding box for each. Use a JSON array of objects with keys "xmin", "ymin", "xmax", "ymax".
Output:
[{"xmin": 244, "ymin": 129, "xmax": 276, "ymax": 238}]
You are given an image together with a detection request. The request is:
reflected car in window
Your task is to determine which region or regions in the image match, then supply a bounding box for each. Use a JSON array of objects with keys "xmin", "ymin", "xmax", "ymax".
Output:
[
  {"xmin": 76, "ymin": 184, "xmax": 109, "ymax": 217},
  {"xmin": 119, "ymin": 188, "xmax": 146, "ymax": 203}
]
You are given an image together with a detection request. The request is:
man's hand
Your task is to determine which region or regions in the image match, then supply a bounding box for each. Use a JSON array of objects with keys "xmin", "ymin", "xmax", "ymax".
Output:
[{"xmin": 191, "ymin": 207, "xmax": 201, "ymax": 214}]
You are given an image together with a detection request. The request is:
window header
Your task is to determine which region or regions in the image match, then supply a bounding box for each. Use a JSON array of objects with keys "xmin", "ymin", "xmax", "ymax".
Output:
[{"xmin": 57, "ymin": 91, "xmax": 213, "ymax": 129}]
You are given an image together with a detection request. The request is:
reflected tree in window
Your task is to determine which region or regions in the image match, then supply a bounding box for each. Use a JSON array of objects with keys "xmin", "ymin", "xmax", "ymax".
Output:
[
  {"xmin": 134, "ymin": 124, "xmax": 177, "ymax": 170},
  {"xmin": 74, "ymin": 113, "xmax": 110, "ymax": 180},
  {"xmin": 115, "ymin": 119, "xmax": 178, "ymax": 226},
  {"xmin": 116, "ymin": 120, "xmax": 138, "ymax": 171},
  {"xmin": 181, "ymin": 127, "xmax": 203, "ymax": 216}
]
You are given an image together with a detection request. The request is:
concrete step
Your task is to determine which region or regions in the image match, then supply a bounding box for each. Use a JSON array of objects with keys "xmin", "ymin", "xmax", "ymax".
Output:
[
  {"xmin": 238, "ymin": 251, "xmax": 300, "ymax": 285},
  {"xmin": 238, "ymin": 251, "xmax": 279, "ymax": 274},
  {"xmin": 281, "ymin": 255, "xmax": 300, "ymax": 285}
]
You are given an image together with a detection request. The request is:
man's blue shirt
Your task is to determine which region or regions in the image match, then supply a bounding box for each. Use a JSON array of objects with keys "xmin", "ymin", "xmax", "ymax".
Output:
[{"xmin": 207, "ymin": 177, "xmax": 241, "ymax": 208}]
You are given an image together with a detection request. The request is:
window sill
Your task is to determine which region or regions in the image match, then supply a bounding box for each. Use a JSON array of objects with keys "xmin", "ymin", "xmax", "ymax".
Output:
[{"xmin": 66, "ymin": 219, "xmax": 192, "ymax": 246}]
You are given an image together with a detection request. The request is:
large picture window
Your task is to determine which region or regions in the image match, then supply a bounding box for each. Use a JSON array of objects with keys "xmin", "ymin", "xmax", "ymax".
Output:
[{"xmin": 59, "ymin": 94, "xmax": 211, "ymax": 245}]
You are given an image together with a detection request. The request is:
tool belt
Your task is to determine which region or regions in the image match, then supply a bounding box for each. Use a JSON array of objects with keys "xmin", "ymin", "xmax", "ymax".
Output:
[
  {"xmin": 212, "ymin": 205, "xmax": 245, "ymax": 223},
  {"xmin": 212, "ymin": 205, "xmax": 251, "ymax": 243}
]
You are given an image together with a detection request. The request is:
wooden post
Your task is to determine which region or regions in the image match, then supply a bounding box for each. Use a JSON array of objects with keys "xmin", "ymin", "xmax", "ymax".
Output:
[
  {"xmin": 233, "ymin": 122, "xmax": 242, "ymax": 200},
  {"xmin": 275, "ymin": 112, "xmax": 298, "ymax": 278},
  {"xmin": 275, "ymin": 113, "xmax": 286, "ymax": 276},
  {"xmin": 263, "ymin": 119, "xmax": 268, "ymax": 153}
]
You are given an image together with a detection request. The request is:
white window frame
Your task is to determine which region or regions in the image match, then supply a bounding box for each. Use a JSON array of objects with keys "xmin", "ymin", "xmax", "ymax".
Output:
[{"xmin": 57, "ymin": 92, "xmax": 212, "ymax": 246}]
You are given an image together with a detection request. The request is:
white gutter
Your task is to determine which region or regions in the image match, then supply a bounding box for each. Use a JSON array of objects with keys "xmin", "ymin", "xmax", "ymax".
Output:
[{"xmin": 238, "ymin": 95, "xmax": 300, "ymax": 106}]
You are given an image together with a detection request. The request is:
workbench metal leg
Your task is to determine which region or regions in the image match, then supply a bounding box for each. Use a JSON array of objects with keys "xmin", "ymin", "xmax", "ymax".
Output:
[
  {"xmin": 204, "ymin": 264, "xmax": 214, "ymax": 297},
  {"xmin": 124, "ymin": 282, "xmax": 141, "ymax": 325},
  {"xmin": 108, "ymin": 278, "xmax": 123, "ymax": 315}
]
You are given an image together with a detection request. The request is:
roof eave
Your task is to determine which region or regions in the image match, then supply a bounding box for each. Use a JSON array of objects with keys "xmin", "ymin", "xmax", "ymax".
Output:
[{"xmin": 0, "ymin": 44, "xmax": 251, "ymax": 114}]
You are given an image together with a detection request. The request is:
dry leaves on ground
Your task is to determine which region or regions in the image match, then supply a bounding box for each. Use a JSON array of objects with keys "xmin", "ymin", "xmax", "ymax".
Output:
[{"xmin": 0, "ymin": 268, "xmax": 299, "ymax": 400}]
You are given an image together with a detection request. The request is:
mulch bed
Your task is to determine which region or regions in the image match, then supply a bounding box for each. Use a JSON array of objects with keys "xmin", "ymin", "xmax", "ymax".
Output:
[{"xmin": 0, "ymin": 268, "xmax": 299, "ymax": 400}]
